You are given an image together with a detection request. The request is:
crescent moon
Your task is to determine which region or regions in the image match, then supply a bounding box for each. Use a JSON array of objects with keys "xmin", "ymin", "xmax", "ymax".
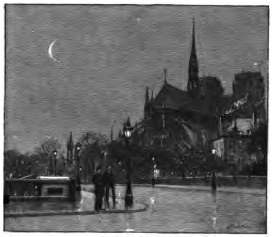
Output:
[{"xmin": 48, "ymin": 40, "xmax": 58, "ymax": 62}]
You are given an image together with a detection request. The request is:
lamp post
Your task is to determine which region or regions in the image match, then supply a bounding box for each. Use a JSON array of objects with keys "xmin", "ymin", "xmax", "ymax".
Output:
[
  {"xmin": 75, "ymin": 143, "xmax": 82, "ymax": 191},
  {"xmin": 53, "ymin": 150, "xmax": 57, "ymax": 176},
  {"xmin": 124, "ymin": 120, "xmax": 133, "ymax": 209},
  {"xmin": 49, "ymin": 153, "xmax": 52, "ymax": 175},
  {"xmin": 152, "ymin": 157, "xmax": 156, "ymax": 187},
  {"xmin": 211, "ymin": 148, "xmax": 217, "ymax": 170}
]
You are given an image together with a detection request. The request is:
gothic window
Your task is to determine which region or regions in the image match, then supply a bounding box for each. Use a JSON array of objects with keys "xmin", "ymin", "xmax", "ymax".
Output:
[{"xmin": 162, "ymin": 113, "xmax": 166, "ymax": 128}]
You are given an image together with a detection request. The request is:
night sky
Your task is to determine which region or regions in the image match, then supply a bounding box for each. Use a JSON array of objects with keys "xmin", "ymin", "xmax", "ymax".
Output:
[{"xmin": 5, "ymin": 5, "xmax": 268, "ymax": 153}]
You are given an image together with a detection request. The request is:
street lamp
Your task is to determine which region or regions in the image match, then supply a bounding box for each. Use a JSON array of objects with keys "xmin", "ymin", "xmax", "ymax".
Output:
[
  {"xmin": 75, "ymin": 143, "xmax": 82, "ymax": 191},
  {"xmin": 124, "ymin": 119, "xmax": 133, "ymax": 209},
  {"xmin": 53, "ymin": 150, "xmax": 58, "ymax": 176},
  {"xmin": 212, "ymin": 148, "xmax": 216, "ymax": 155},
  {"xmin": 124, "ymin": 130, "xmax": 132, "ymax": 139}
]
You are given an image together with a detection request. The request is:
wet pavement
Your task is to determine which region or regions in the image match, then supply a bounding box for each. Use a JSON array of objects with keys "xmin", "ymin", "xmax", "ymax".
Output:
[
  {"xmin": 4, "ymin": 191, "xmax": 145, "ymax": 217},
  {"xmin": 4, "ymin": 186, "xmax": 266, "ymax": 233}
]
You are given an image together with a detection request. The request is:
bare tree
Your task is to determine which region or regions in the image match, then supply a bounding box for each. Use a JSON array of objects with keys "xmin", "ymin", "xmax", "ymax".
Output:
[
  {"xmin": 79, "ymin": 131, "xmax": 109, "ymax": 183},
  {"xmin": 34, "ymin": 136, "xmax": 62, "ymax": 175}
]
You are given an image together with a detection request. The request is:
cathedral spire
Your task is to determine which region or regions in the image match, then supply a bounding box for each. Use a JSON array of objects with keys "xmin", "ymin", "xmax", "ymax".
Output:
[
  {"xmin": 191, "ymin": 18, "xmax": 197, "ymax": 58},
  {"xmin": 164, "ymin": 68, "xmax": 168, "ymax": 84},
  {"xmin": 126, "ymin": 117, "xmax": 131, "ymax": 127},
  {"xmin": 187, "ymin": 18, "xmax": 199, "ymax": 94},
  {"xmin": 67, "ymin": 132, "xmax": 74, "ymax": 149}
]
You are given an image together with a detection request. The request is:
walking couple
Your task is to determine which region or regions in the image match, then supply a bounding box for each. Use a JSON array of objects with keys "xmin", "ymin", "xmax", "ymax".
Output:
[{"xmin": 92, "ymin": 164, "xmax": 116, "ymax": 212}]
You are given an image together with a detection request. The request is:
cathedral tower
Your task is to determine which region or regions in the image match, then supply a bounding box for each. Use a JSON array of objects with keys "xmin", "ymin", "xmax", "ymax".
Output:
[{"xmin": 187, "ymin": 19, "xmax": 199, "ymax": 95}]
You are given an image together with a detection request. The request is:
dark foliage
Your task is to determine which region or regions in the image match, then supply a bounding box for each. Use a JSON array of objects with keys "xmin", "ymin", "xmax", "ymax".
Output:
[{"xmin": 247, "ymin": 122, "xmax": 267, "ymax": 157}]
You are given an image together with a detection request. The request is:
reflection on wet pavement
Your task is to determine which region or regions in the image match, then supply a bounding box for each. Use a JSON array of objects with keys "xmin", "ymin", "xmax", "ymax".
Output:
[
  {"xmin": 5, "ymin": 201, "xmax": 78, "ymax": 214},
  {"xmin": 4, "ymin": 186, "xmax": 266, "ymax": 233}
]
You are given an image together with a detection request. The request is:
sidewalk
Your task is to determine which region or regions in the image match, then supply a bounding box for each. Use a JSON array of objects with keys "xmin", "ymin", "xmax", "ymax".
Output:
[
  {"xmin": 4, "ymin": 190, "xmax": 147, "ymax": 218},
  {"xmin": 81, "ymin": 191, "xmax": 147, "ymax": 212}
]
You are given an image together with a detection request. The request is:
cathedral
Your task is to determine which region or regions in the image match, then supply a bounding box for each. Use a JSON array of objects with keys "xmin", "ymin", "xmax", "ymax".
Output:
[{"xmin": 130, "ymin": 20, "xmax": 220, "ymax": 153}]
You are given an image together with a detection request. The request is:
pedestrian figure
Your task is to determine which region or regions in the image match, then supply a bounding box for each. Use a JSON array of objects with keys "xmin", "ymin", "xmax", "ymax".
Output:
[
  {"xmin": 93, "ymin": 166, "xmax": 105, "ymax": 212},
  {"xmin": 103, "ymin": 165, "xmax": 116, "ymax": 209},
  {"xmin": 211, "ymin": 171, "xmax": 217, "ymax": 200}
]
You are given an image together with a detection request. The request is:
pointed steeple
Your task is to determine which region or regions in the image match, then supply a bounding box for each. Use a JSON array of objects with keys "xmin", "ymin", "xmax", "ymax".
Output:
[
  {"xmin": 187, "ymin": 18, "xmax": 199, "ymax": 94},
  {"xmin": 67, "ymin": 132, "xmax": 74, "ymax": 149},
  {"xmin": 191, "ymin": 18, "xmax": 197, "ymax": 58},
  {"xmin": 164, "ymin": 68, "xmax": 168, "ymax": 84},
  {"xmin": 126, "ymin": 117, "xmax": 131, "ymax": 128}
]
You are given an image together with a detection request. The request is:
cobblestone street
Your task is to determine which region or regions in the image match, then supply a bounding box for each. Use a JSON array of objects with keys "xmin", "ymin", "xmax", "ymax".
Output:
[{"xmin": 4, "ymin": 186, "xmax": 266, "ymax": 233}]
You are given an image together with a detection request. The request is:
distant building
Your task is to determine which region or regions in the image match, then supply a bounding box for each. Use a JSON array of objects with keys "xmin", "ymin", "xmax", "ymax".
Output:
[
  {"xmin": 211, "ymin": 87, "xmax": 266, "ymax": 171},
  {"xmin": 211, "ymin": 133, "xmax": 252, "ymax": 172},
  {"xmin": 232, "ymin": 71, "xmax": 266, "ymax": 121},
  {"xmin": 233, "ymin": 71, "xmax": 265, "ymax": 102}
]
